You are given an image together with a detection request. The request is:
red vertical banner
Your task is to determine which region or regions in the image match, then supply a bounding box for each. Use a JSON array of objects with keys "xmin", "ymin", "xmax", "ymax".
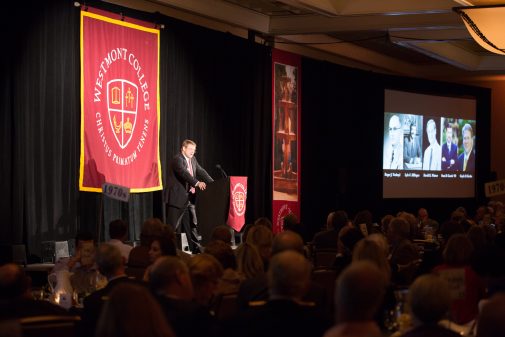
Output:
[
  {"xmin": 80, "ymin": 9, "xmax": 162, "ymax": 192},
  {"xmin": 272, "ymin": 49, "xmax": 301, "ymax": 234},
  {"xmin": 227, "ymin": 176, "xmax": 248, "ymax": 232}
]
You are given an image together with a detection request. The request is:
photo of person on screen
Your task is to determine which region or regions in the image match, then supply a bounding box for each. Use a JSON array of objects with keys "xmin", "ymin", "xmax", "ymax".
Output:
[
  {"xmin": 404, "ymin": 122, "xmax": 421, "ymax": 168},
  {"xmin": 441, "ymin": 123, "xmax": 458, "ymax": 170},
  {"xmin": 422, "ymin": 119, "xmax": 441, "ymax": 171},
  {"xmin": 384, "ymin": 114, "xmax": 403, "ymax": 170},
  {"xmin": 458, "ymin": 123, "xmax": 475, "ymax": 172}
]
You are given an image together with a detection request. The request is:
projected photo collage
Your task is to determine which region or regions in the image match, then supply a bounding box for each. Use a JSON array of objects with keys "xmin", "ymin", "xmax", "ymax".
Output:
[{"xmin": 383, "ymin": 113, "xmax": 476, "ymax": 175}]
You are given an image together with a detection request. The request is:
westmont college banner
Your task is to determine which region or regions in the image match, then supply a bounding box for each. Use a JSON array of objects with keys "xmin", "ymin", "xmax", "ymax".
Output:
[
  {"xmin": 272, "ymin": 49, "xmax": 301, "ymax": 233},
  {"xmin": 80, "ymin": 9, "xmax": 161, "ymax": 192}
]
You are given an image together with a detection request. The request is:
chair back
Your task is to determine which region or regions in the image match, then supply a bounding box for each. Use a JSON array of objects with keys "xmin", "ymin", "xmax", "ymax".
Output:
[
  {"xmin": 212, "ymin": 292, "xmax": 238, "ymax": 321},
  {"xmin": 313, "ymin": 249, "xmax": 338, "ymax": 268},
  {"xmin": 311, "ymin": 268, "xmax": 337, "ymax": 315}
]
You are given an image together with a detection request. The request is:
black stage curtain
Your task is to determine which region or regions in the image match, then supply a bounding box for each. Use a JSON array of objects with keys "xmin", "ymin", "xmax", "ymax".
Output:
[{"xmin": 0, "ymin": 0, "xmax": 271, "ymax": 257}]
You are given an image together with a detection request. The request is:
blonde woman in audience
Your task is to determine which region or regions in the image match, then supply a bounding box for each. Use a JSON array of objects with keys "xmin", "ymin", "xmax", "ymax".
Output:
[
  {"xmin": 187, "ymin": 253, "xmax": 224, "ymax": 306},
  {"xmin": 236, "ymin": 242, "xmax": 264, "ymax": 280},
  {"xmin": 245, "ymin": 225, "xmax": 273, "ymax": 270},
  {"xmin": 95, "ymin": 282, "xmax": 175, "ymax": 337}
]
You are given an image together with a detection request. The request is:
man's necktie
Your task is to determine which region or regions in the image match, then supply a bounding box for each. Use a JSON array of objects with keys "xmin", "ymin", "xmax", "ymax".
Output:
[{"xmin": 188, "ymin": 159, "xmax": 195, "ymax": 193}]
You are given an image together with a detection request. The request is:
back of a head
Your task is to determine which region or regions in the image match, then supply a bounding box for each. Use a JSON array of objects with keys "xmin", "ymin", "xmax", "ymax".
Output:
[
  {"xmin": 335, "ymin": 261, "xmax": 385, "ymax": 322},
  {"xmin": 236, "ymin": 243, "xmax": 264, "ymax": 279},
  {"xmin": 443, "ymin": 233, "xmax": 473, "ymax": 266},
  {"xmin": 408, "ymin": 274, "xmax": 451, "ymax": 324},
  {"xmin": 109, "ymin": 219, "xmax": 128, "ymax": 240},
  {"xmin": 75, "ymin": 230, "xmax": 95, "ymax": 244},
  {"xmin": 268, "ymin": 250, "xmax": 311, "ymax": 300},
  {"xmin": 271, "ymin": 230, "xmax": 304, "ymax": 256},
  {"xmin": 467, "ymin": 225, "xmax": 486, "ymax": 250},
  {"xmin": 332, "ymin": 210, "xmax": 349, "ymax": 232},
  {"xmin": 0, "ymin": 263, "xmax": 29, "ymax": 300},
  {"xmin": 204, "ymin": 240, "xmax": 237, "ymax": 270},
  {"xmin": 149, "ymin": 256, "xmax": 189, "ymax": 294},
  {"xmin": 352, "ymin": 238, "xmax": 391, "ymax": 283},
  {"xmin": 389, "ymin": 217, "xmax": 411, "ymax": 240},
  {"xmin": 282, "ymin": 213, "xmax": 299, "ymax": 231},
  {"xmin": 339, "ymin": 226, "xmax": 365, "ymax": 254},
  {"xmin": 140, "ymin": 218, "xmax": 164, "ymax": 247},
  {"xmin": 96, "ymin": 243, "xmax": 124, "ymax": 279},
  {"xmin": 354, "ymin": 210, "xmax": 372, "ymax": 227},
  {"xmin": 477, "ymin": 293, "xmax": 505, "ymax": 337},
  {"xmin": 254, "ymin": 217, "xmax": 273, "ymax": 230},
  {"xmin": 245, "ymin": 225, "xmax": 273, "ymax": 260},
  {"xmin": 156, "ymin": 224, "xmax": 177, "ymax": 257},
  {"xmin": 187, "ymin": 254, "xmax": 224, "ymax": 305},
  {"xmin": 210, "ymin": 225, "xmax": 232, "ymax": 245},
  {"xmin": 96, "ymin": 282, "xmax": 174, "ymax": 337}
]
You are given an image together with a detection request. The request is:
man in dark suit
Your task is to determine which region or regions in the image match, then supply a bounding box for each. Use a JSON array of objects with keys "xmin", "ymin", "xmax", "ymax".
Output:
[
  {"xmin": 81, "ymin": 243, "xmax": 140, "ymax": 337},
  {"xmin": 457, "ymin": 123, "xmax": 475, "ymax": 172},
  {"xmin": 164, "ymin": 139, "xmax": 213, "ymax": 253},
  {"xmin": 441, "ymin": 124, "xmax": 458, "ymax": 170}
]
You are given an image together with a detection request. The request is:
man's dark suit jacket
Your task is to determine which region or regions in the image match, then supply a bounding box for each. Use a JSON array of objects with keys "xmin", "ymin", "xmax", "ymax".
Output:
[
  {"xmin": 441, "ymin": 142, "xmax": 458, "ymax": 170},
  {"xmin": 457, "ymin": 150, "xmax": 475, "ymax": 172},
  {"xmin": 81, "ymin": 276, "xmax": 141, "ymax": 337},
  {"xmin": 164, "ymin": 153, "xmax": 213, "ymax": 208}
]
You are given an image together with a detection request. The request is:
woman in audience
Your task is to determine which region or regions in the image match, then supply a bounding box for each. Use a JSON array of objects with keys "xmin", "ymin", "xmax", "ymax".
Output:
[
  {"xmin": 204, "ymin": 240, "xmax": 245, "ymax": 295},
  {"xmin": 433, "ymin": 233, "xmax": 485, "ymax": 324},
  {"xmin": 236, "ymin": 242, "xmax": 264, "ymax": 280},
  {"xmin": 245, "ymin": 225, "xmax": 273, "ymax": 270},
  {"xmin": 187, "ymin": 253, "xmax": 224, "ymax": 307},
  {"xmin": 143, "ymin": 226, "xmax": 177, "ymax": 281},
  {"xmin": 95, "ymin": 282, "xmax": 175, "ymax": 337}
]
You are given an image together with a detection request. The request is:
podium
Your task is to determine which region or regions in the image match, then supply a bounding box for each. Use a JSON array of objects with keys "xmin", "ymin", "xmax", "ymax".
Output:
[{"xmin": 196, "ymin": 177, "xmax": 231, "ymax": 245}]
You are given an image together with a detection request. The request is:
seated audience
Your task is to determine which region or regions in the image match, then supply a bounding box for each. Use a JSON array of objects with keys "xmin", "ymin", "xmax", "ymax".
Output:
[
  {"xmin": 95, "ymin": 282, "xmax": 175, "ymax": 337},
  {"xmin": 433, "ymin": 234, "xmax": 485, "ymax": 324},
  {"xmin": 128, "ymin": 217, "xmax": 164, "ymax": 269},
  {"xmin": 402, "ymin": 274, "xmax": 460, "ymax": 337},
  {"xmin": 324, "ymin": 261, "xmax": 385, "ymax": 337},
  {"xmin": 235, "ymin": 242, "xmax": 264, "ymax": 281},
  {"xmin": 231, "ymin": 250, "xmax": 329, "ymax": 337},
  {"xmin": 107, "ymin": 219, "xmax": 133, "ymax": 263},
  {"xmin": 82, "ymin": 243, "xmax": 140, "ymax": 337},
  {"xmin": 312, "ymin": 210, "xmax": 349, "ymax": 250},
  {"xmin": 204, "ymin": 240, "xmax": 245, "ymax": 295},
  {"xmin": 149, "ymin": 256, "xmax": 217, "ymax": 337},
  {"xmin": 52, "ymin": 230, "xmax": 104, "ymax": 295},
  {"xmin": 187, "ymin": 253, "xmax": 224, "ymax": 307},
  {"xmin": 0, "ymin": 263, "xmax": 68, "ymax": 319},
  {"xmin": 476, "ymin": 293, "xmax": 505, "ymax": 337}
]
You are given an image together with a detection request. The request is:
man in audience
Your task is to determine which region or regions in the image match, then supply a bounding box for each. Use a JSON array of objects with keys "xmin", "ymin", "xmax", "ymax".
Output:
[
  {"xmin": 82, "ymin": 243, "xmax": 138, "ymax": 337},
  {"xmin": 0, "ymin": 263, "xmax": 68, "ymax": 318},
  {"xmin": 312, "ymin": 210, "xmax": 349, "ymax": 250},
  {"xmin": 149, "ymin": 256, "xmax": 217, "ymax": 337},
  {"xmin": 52, "ymin": 230, "xmax": 102, "ymax": 294},
  {"xmin": 324, "ymin": 261, "xmax": 385, "ymax": 337},
  {"xmin": 387, "ymin": 217, "xmax": 420, "ymax": 286},
  {"xmin": 107, "ymin": 219, "xmax": 133, "ymax": 263},
  {"xmin": 232, "ymin": 250, "xmax": 329, "ymax": 337},
  {"xmin": 402, "ymin": 274, "xmax": 461, "ymax": 337}
]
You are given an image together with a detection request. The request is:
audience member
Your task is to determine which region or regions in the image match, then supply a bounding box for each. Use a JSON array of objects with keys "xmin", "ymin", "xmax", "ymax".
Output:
[
  {"xmin": 149, "ymin": 256, "xmax": 217, "ymax": 337},
  {"xmin": 210, "ymin": 225, "xmax": 233, "ymax": 246},
  {"xmin": 0, "ymin": 263, "xmax": 68, "ymax": 319},
  {"xmin": 324, "ymin": 261, "xmax": 385, "ymax": 337},
  {"xmin": 476, "ymin": 293, "xmax": 505, "ymax": 337},
  {"xmin": 95, "ymin": 282, "xmax": 175, "ymax": 337},
  {"xmin": 107, "ymin": 219, "xmax": 133, "ymax": 263},
  {"xmin": 312, "ymin": 210, "xmax": 349, "ymax": 250},
  {"xmin": 204, "ymin": 240, "xmax": 245, "ymax": 295},
  {"xmin": 236, "ymin": 242, "xmax": 264, "ymax": 280},
  {"xmin": 433, "ymin": 234, "xmax": 485, "ymax": 324},
  {"xmin": 231, "ymin": 251, "xmax": 329, "ymax": 337},
  {"xmin": 283, "ymin": 213, "xmax": 309, "ymax": 242},
  {"xmin": 402, "ymin": 274, "xmax": 460, "ymax": 337},
  {"xmin": 354, "ymin": 209, "xmax": 376, "ymax": 237},
  {"xmin": 187, "ymin": 253, "xmax": 224, "ymax": 307},
  {"xmin": 387, "ymin": 217, "xmax": 420, "ymax": 286},
  {"xmin": 82, "ymin": 243, "xmax": 139, "ymax": 337},
  {"xmin": 128, "ymin": 217, "xmax": 164, "ymax": 269},
  {"xmin": 245, "ymin": 225, "xmax": 273, "ymax": 270},
  {"xmin": 332, "ymin": 226, "xmax": 364, "ymax": 276}
]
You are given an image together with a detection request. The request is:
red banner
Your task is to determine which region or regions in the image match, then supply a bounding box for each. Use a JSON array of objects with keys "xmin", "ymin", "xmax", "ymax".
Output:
[
  {"xmin": 272, "ymin": 49, "xmax": 301, "ymax": 234},
  {"xmin": 227, "ymin": 176, "xmax": 248, "ymax": 232},
  {"xmin": 79, "ymin": 9, "xmax": 162, "ymax": 192}
]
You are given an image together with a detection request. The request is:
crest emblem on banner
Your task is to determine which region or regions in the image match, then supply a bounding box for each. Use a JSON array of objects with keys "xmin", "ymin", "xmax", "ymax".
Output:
[
  {"xmin": 107, "ymin": 79, "xmax": 138, "ymax": 149},
  {"xmin": 232, "ymin": 183, "xmax": 247, "ymax": 216}
]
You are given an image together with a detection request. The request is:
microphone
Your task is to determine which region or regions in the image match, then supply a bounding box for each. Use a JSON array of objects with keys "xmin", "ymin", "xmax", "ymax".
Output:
[{"xmin": 215, "ymin": 164, "xmax": 228, "ymax": 178}]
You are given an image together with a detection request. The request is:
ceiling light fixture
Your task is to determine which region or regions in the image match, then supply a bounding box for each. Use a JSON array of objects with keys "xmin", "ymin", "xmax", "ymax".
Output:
[{"xmin": 454, "ymin": 5, "xmax": 505, "ymax": 55}]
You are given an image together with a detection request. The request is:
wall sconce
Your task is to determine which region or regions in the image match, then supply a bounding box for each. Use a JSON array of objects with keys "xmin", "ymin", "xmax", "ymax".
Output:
[{"xmin": 454, "ymin": 5, "xmax": 505, "ymax": 55}]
